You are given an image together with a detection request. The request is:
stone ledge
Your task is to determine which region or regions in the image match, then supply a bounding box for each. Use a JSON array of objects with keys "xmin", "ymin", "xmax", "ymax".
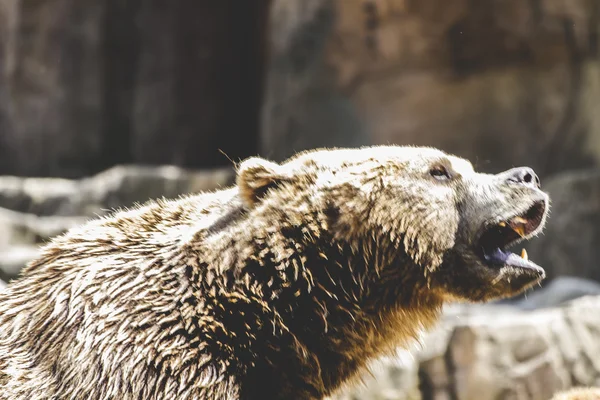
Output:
[{"xmin": 332, "ymin": 295, "xmax": 600, "ymax": 400}]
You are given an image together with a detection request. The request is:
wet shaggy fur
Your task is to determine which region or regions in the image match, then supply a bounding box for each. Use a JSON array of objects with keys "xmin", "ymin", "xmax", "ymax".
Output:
[{"xmin": 0, "ymin": 146, "xmax": 549, "ymax": 399}]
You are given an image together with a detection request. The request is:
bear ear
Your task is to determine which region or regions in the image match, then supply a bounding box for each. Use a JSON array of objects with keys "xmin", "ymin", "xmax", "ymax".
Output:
[{"xmin": 236, "ymin": 157, "xmax": 291, "ymax": 207}]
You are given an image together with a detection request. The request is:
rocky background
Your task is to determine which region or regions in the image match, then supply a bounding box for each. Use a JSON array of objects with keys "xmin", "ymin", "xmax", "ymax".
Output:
[{"xmin": 1, "ymin": 1, "xmax": 600, "ymax": 399}]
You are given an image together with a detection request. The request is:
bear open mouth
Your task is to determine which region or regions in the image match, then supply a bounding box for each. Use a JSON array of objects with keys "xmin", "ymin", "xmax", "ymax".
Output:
[{"xmin": 475, "ymin": 201, "xmax": 546, "ymax": 270}]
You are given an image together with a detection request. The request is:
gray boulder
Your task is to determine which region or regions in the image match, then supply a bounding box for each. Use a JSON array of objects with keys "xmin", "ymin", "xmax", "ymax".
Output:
[
  {"xmin": 329, "ymin": 353, "xmax": 420, "ymax": 400},
  {"xmin": 334, "ymin": 296, "xmax": 600, "ymax": 400},
  {"xmin": 419, "ymin": 295, "xmax": 600, "ymax": 400},
  {"xmin": 0, "ymin": 166, "xmax": 235, "ymax": 280},
  {"xmin": 0, "ymin": 208, "xmax": 84, "ymax": 281},
  {"xmin": 0, "ymin": 246, "xmax": 41, "ymax": 282},
  {"xmin": 0, "ymin": 165, "xmax": 234, "ymax": 216},
  {"xmin": 0, "ymin": 207, "xmax": 86, "ymax": 247}
]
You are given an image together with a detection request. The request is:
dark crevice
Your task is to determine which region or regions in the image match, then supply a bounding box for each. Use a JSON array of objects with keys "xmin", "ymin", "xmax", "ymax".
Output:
[
  {"xmin": 219, "ymin": 0, "xmax": 269, "ymax": 165},
  {"xmin": 172, "ymin": 1, "xmax": 268, "ymax": 169},
  {"xmin": 99, "ymin": 0, "xmax": 141, "ymax": 171}
]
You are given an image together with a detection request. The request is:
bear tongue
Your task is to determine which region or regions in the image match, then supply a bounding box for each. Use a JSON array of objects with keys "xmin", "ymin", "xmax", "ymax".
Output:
[
  {"xmin": 484, "ymin": 247, "xmax": 531, "ymax": 265},
  {"xmin": 504, "ymin": 251, "xmax": 544, "ymax": 273},
  {"xmin": 483, "ymin": 247, "xmax": 509, "ymax": 263}
]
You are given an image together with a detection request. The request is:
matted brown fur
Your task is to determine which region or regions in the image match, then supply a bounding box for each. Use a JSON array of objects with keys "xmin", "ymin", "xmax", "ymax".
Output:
[{"xmin": 0, "ymin": 146, "xmax": 549, "ymax": 399}]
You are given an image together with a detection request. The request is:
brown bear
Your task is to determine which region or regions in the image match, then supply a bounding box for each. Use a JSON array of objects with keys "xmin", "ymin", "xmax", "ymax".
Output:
[{"xmin": 0, "ymin": 146, "xmax": 549, "ymax": 399}]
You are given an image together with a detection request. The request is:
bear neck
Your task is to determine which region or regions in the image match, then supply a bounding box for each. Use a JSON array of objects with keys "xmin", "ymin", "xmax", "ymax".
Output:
[{"xmin": 193, "ymin": 204, "xmax": 444, "ymax": 396}]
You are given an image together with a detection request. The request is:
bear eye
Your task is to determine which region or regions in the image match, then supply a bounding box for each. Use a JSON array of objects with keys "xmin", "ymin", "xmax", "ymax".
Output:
[{"xmin": 430, "ymin": 165, "xmax": 451, "ymax": 181}]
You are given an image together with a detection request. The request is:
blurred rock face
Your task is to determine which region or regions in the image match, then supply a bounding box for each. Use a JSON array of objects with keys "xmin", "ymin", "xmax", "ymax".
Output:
[
  {"xmin": 1, "ymin": 0, "xmax": 599, "ymax": 178},
  {"xmin": 0, "ymin": 165, "xmax": 234, "ymax": 281},
  {"xmin": 527, "ymin": 169, "xmax": 600, "ymax": 283},
  {"xmin": 263, "ymin": 0, "xmax": 600, "ymax": 177},
  {"xmin": 328, "ymin": 295, "xmax": 600, "ymax": 400},
  {"xmin": 0, "ymin": 0, "xmax": 269, "ymax": 177}
]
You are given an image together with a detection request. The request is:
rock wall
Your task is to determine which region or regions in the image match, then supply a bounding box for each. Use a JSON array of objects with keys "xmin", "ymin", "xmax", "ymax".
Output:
[
  {"xmin": 528, "ymin": 169, "xmax": 600, "ymax": 283},
  {"xmin": 263, "ymin": 0, "xmax": 600, "ymax": 177},
  {"xmin": 331, "ymin": 295, "xmax": 600, "ymax": 400},
  {"xmin": 3, "ymin": 1, "xmax": 600, "ymax": 179},
  {"xmin": 0, "ymin": 0, "xmax": 269, "ymax": 177},
  {"xmin": 421, "ymin": 297, "xmax": 600, "ymax": 400}
]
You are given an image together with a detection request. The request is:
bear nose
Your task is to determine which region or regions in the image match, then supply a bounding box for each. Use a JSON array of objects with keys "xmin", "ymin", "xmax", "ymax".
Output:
[{"xmin": 505, "ymin": 167, "xmax": 540, "ymax": 189}]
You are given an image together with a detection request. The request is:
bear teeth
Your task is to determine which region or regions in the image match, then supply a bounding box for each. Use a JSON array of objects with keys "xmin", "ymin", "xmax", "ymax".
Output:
[
  {"xmin": 508, "ymin": 216, "xmax": 528, "ymax": 237},
  {"xmin": 497, "ymin": 216, "xmax": 527, "ymax": 237}
]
